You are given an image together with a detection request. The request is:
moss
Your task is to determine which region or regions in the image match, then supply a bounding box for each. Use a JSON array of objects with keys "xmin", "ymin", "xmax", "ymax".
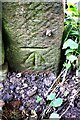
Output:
[{"xmin": 6, "ymin": 45, "xmax": 24, "ymax": 70}]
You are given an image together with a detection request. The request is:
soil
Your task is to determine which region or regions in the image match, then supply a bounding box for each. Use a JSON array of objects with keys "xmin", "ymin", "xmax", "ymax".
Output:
[{"xmin": 0, "ymin": 70, "xmax": 80, "ymax": 120}]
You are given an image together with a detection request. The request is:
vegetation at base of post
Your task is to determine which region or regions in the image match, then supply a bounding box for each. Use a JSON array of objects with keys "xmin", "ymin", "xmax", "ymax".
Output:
[{"xmin": 62, "ymin": 3, "xmax": 80, "ymax": 71}]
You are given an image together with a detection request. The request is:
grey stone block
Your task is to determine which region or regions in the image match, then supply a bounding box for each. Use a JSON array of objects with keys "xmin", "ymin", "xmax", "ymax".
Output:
[{"xmin": 2, "ymin": 2, "xmax": 64, "ymax": 74}]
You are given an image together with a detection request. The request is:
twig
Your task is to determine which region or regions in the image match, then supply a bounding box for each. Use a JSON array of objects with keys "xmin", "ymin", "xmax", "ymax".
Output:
[
  {"xmin": 60, "ymin": 69, "xmax": 68, "ymax": 85},
  {"xmin": 60, "ymin": 88, "xmax": 79, "ymax": 118},
  {"xmin": 45, "ymin": 69, "xmax": 65, "ymax": 97},
  {"xmin": 41, "ymin": 106, "xmax": 50, "ymax": 119},
  {"xmin": 60, "ymin": 104, "xmax": 71, "ymax": 118}
]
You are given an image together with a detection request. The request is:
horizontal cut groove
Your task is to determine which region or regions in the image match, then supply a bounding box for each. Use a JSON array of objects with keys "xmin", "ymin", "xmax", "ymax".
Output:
[{"xmin": 20, "ymin": 47, "xmax": 48, "ymax": 49}]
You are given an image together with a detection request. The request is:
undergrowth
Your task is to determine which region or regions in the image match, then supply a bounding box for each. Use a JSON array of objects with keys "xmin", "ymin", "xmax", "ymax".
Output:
[{"xmin": 62, "ymin": 3, "xmax": 80, "ymax": 72}]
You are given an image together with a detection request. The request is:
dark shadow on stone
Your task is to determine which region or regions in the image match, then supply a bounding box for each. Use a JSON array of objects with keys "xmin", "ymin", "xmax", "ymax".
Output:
[
  {"xmin": 57, "ymin": 32, "xmax": 66, "ymax": 76},
  {"xmin": 2, "ymin": 22, "xmax": 11, "ymax": 49},
  {"xmin": 2, "ymin": 22, "xmax": 11, "ymax": 70}
]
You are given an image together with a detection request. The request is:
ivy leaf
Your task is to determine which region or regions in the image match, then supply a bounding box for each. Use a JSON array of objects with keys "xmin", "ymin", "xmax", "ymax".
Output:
[
  {"xmin": 47, "ymin": 93, "xmax": 56, "ymax": 101},
  {"xmin": 63, "ymin": 39, "xmax": 78, "ymax": 49},
  {"xmin": 50, "ymin": 98, "xmax": 63, "ymax": 107},
  {"xmin": 67, "ymin": 55, "xmax": 77, "ymax": 63},
  {"xmin": 50, "ymin": 112, "xmax": 60, "ymax": 119},
  {"xmin": 36, "ymin": 96, "xmax": 42, "ymax": 103},
  {"xmin": 65, "ymin": 49, "xmax": 74, "ymax": 55}
]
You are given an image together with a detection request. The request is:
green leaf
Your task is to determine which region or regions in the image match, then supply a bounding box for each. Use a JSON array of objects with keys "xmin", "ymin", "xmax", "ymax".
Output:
[
  {"xmin": 65, "ymin": 49, "xmax": 74, "ymax": 55},
  {"xmin": 63, "ymin": 39, "xmax": 78, "ymax": 49},
  {"xmin": 36, "ymin": 96, "xmax": 42, "ymax": 103},
  {"xmin": 67, "ymin": 55, "xmax": 77, "ymax": 63},
  {"xmin": 64, "ymin": 90, "xmax": 69, "ymax": 97},
  {"xmin": 62, "ymin": 24, "xmax": 72, "ymax": 42},
  {"xmin": 50, "ymin": 98, "xmax": 63, "ymax": 107},
  {"xmin": 63, "ymin": 62, "xmax": 71, "ymax": 70},
  {"xmin": 70, "ymin": 30, "xmax": 79, "ymax": 36},
  {"xmin": 50, "ymin": 112, "xmax": 60, "ymax": 119},
  {"xmin": 67, "ymin": 7, "xmax": 77, "ymax": 13},
  {"xmin": 67, "ymin": 4, "xmax": 77, "ymax": 13},
  {"xmin": 47, "ymin": 93, "xmax": 56, "ymax": 101}
]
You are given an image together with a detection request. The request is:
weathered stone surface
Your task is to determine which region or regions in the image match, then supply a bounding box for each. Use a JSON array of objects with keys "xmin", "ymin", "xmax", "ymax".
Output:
[
  {"xmin": 2, "ymin": 1, "xmax": 64, "ymax": 74},
  {"xmin": 0, "ymin": 63, "xmax": 8, "ymax": 81}
]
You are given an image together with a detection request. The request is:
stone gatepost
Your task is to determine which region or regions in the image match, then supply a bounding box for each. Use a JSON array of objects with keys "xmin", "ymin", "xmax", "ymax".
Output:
[
  {"xmin": 0, "ymin": 2, "xmax": 8, "ymax": 81},
  {"xmin": 2, "ymin": 1, "xmax": 64, "ymax": 74}
]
